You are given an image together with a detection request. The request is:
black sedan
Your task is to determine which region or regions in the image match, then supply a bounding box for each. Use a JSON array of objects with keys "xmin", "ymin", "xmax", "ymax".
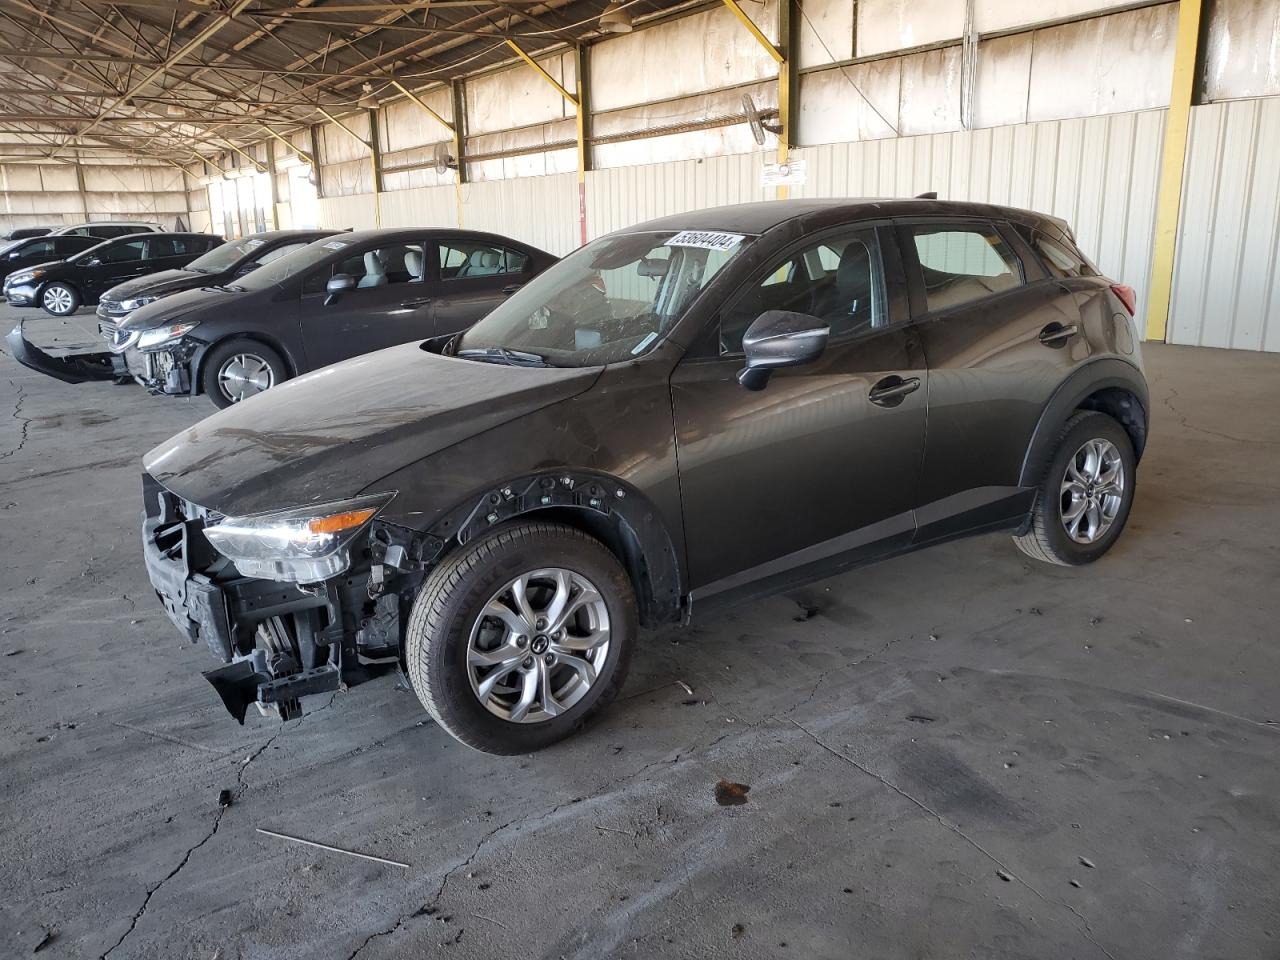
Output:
[
  {"xmin": 2, "ymin": 232, "xmax": 223, "ymax": 315},
  {"xmin": 1, "ymin": 233, "xmax": 100, "ymax": 289},
  {"xmin": 96, "ymin": 229, "xmax": 339, "ymax": 326},
  {"xmin": 107, "ymin": 228, "xmax": 555, "ymax": 407},
  {"xmin": 140, "ymin": 198, "xmax": 1148, "ymax": 755}
]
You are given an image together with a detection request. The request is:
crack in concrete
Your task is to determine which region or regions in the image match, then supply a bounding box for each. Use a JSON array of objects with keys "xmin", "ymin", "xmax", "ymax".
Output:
[
  {"xmin": 1159, "ymin": 383, "xmax": 1279, "ymax": 445},
  {"xmin": 344, "ymin": 735, "xmax": 731, "ymax": 959},
  {"xmin": 788, "ymin": 718, "xmax": 1118, "ymax": 960},
  {"xmin": 786, "ymin": 633, "xmax": 908, "ymax": 719},
  {"xmin": 99, "ymin": 726, "xmax": 286, "ymax": 959},
  {"xmin": 0, "ymin": 379, "xmax": 31, "ymax": 461}
]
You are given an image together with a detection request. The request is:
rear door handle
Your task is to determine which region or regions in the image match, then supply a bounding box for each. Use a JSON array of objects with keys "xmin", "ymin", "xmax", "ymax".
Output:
[
  {"xmin": 1038, "ymin": 322, "xmax": 1078, "ymax": 345},
  {"xmin": 501, "ymin": 283, "xmax": 524, "ymax": 294},
  {"xmin": 869, "ymin": 375, "xmax": 921, "ymax": 407},
  {"xmin": 400, "ymin": 297, "xmax": 433, "ymax": 308}
]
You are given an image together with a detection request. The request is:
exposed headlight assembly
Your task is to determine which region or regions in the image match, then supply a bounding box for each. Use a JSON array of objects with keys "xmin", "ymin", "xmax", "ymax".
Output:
[
  {"xmin": 120, "ymin": 295, "xmax": 159, "ymax": 312},
  {"xmin": 10, "ymin": 269, "xmax": 41, "ymax": 284},
  {"xmin": 204, "ymin": 493, "xmax": 395, "ymax": 583},
  {"xmin": 137, "ymin": 321, "xmax": 199, "ymax": 350}
]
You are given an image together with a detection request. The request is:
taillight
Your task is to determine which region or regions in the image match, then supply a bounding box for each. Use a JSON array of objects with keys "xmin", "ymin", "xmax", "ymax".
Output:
[{"xmin": 1110, "ymin": 283, "xmax": 1137, "ymax": 317}]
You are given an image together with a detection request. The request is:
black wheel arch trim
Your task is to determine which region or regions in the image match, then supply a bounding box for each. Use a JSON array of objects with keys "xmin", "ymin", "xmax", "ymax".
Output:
[
  {"xmin": 370, "ymin": 470, "xmax": 684, "ymax": 628},
  {"xmin": 1018, "ymin": 357, "xmax": 1149, "ymax": 489}
]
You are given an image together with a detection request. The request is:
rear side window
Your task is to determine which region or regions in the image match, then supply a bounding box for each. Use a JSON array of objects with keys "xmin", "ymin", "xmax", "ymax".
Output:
[
  {"xmin": 439, "ymin": 242, "xmax": 528, "ymax": 279},
  {"xmin": 1033, "ymin": 233, "xmax": 1095, "ymax": 279},
  {"xmin": 149, "ymin": 237, "xmax": 183, "ymax": 257},
  {"xmin": 910, "ymin": 225, "xmax": 1023, "ymax": 312},
  {"xmin": 54, "ymin": 237, "xmax": 93, "ymax": 256}
]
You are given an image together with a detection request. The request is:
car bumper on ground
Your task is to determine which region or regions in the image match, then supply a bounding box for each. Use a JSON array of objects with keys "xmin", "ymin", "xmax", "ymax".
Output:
[{"xmin": 5, "ymin": 320, "xmax": 117, "ymax": 383}]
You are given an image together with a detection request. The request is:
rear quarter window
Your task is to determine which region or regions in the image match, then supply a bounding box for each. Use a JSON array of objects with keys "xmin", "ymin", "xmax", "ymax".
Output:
[
  {"xmin": 910, "ymin": 225, "xmax": 1024, "ymax": 313},
  {"xmin": 1033, "ymin": 233, "xmax": 1096, "ymax": 279}
]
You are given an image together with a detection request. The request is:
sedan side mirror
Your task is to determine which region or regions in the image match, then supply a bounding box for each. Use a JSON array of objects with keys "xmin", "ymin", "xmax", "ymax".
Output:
[
  {"xmin": 737, "ymin": 310, "xmax": 829, "ymax": 391},
  {"xmin": 324, "ymin": 272, "xmax": 355, "ymax": 305},
  {"xmin": 86, "ymin": 258, "xmax": 102, "ymax": 266}
]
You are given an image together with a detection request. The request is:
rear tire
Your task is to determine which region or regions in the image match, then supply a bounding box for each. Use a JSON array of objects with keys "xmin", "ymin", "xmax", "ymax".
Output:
[
  {"xmin": 1013, "ymin": 411, "xmax": 1136, "ymax": 566},
  {"xmin": 405, "ymin": 521, "xmax": 637, "ymax": 755},
  {"xmin": 202, "ymin": 339, "xmax": 287, "ymax": 409},
  {"xmin": 40, "ymin": 282, "xmax": 80, "ymax": 317}
]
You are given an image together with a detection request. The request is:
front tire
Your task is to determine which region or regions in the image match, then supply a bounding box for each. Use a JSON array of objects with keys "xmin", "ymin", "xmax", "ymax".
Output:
[
  {"xmin": 40, "ymin": 282, "xmax": 80, "ymax": 316},
  {"xmin": 405, "ymin": 521, "xmax": 637, "ymax": 755},
  {"xmin": 1013, "ymin": 411, "xmax": 1136, "ymax": 566},
  {"xmin": 202, "ymin": 339, "xmax": 287, "ymax": 408}
]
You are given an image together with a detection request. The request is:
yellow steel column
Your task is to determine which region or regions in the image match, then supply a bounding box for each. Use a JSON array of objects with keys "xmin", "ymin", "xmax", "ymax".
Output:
[
  {"xmin": 391, "ymin": 78, "xmax": 467, "ymax": 229},
  {"xmin": 1145, "ymin": 0, "xmax": 1204, "ymax": 342},
  {"xmin": 719, "ymin": 0, "xmax": 789, "ymax": 198},
  {"xmin": 317, "ymin": 107, "xmax": 381, "ymax": 226}
]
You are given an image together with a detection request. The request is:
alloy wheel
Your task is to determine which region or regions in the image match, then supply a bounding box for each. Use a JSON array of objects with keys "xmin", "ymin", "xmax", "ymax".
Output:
[
  {"xmin": 467, "ymin": 568, "xmax": 611, "ymax": 724},
  {"xmin": 217, "ymin": 353, "xmax": 275, "ymax": 403},
  {"xmin": 1060, "ymin": 438, "xmax": 1125, "ymax": 544},
  {"xmin": 43, "ymin": 286, "xmax": 74, "ymax": 315}
]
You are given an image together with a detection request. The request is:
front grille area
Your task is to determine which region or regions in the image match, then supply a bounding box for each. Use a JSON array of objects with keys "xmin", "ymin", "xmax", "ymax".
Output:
[{"xmin": 98, "ymin": 318, "xmax": 138, "ymax": 354}]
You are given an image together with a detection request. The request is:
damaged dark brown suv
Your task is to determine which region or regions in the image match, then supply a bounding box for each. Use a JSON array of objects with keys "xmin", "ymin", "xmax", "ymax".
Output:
[{"xmin": 141, "ymin": 198, "xmax": 1148, "ymax": 755}]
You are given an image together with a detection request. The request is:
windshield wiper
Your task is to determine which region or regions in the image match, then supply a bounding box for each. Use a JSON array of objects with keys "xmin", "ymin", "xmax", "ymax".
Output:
[
  {"xmin": 456, "ymin": 347, "xmax": 550, "ymax": 367},
  {"xmin": 204, "ymin": 283, "xmax": 246, "ymax": 293}
]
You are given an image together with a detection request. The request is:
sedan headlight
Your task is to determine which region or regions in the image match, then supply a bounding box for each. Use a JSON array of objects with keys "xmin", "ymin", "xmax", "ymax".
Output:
[
  {"xmin": 137, "ymin": 321, "xmax": 199, "ymax": 350},
  {"xmin": 203, "ymin": 493, "xmax": 395, "ymax": 583},
  {"xmin": 9, "ymin": 269, "xmax": 42, "ymax": 284},
  {"xmin": 120, "ymin": 295, "xmax": 159, "ymax": 312}
]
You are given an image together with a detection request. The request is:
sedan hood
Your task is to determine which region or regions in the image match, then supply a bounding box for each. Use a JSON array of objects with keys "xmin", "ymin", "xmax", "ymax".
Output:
[
  {"xmin": 104, "ymin": 269, "xmax": 203, "ymax": 305},
  {"xmin": 120, "ymin": 284, "xmax": 245, "ymax": 331},
  {"xmin": 143, "ymin": 344, "xmax": 602, "ymax": 516}
]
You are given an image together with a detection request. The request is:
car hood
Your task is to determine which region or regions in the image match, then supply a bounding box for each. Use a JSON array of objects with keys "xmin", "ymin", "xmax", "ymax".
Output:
[
  {"xmin": 104, "ymin": 269, "xmax": 204, "ymax": 305},
  {"xmin": 143, "ymin": 344, "xmax": 603, "ymax": 516},
  {"xmin": 119, "ymin": 283, "xmax": 246, "ymax": 331}
]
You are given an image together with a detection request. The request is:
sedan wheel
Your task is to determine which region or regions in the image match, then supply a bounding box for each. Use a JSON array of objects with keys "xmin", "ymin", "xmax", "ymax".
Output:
[
  {"xmin": 467, "ymin": 568, "xmax": 611, "ymax": 723},
  {"xmin": 41, "ymin": 284, "xmax": 78, "ymax": 316},
  {"xmin": 217, "ymin": 352, "xmax": 275, "ymax": 403}
]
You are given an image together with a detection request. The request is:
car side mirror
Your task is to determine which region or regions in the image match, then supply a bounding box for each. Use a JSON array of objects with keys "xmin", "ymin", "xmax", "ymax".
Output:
[
  {"xmin": 86, "ymin": 257, "xmax": 102, "ymax": 266},
  {"xmin": 736, "ymin": 309, "xmax": 829, "ymax": 391},
  {"xmin": 324, "ymin": 272, "xmax": 355, "ymax": 305}
]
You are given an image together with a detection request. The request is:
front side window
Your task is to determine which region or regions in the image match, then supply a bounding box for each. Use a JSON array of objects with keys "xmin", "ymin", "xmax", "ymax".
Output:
[
  {"xmin": 719, "ymin": 230, "xmax": 885, "ymax": 355},
  {"xmin": 457, "ymin": 230, "xmax": 749, "ymax": 367},
  {"xmin": 337, "ymin": 243, "xmax": 424, "ymax": 289},
  {"xmin": 911, "ymin": 225, "xmax": 1023, "ymax": 312},
  {"xmin": 439, "ymin": 242, "xmax": 528, "ymax": 279}
]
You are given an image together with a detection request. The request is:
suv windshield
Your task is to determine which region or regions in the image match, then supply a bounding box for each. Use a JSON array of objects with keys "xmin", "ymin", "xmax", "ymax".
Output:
[
  {"xmin": 186, "ymin": 236, "xmax": 267, "ymax": 274},
  {"xmin": 456, "ymin": 230, "xmax": 750, "ymax": 367}
]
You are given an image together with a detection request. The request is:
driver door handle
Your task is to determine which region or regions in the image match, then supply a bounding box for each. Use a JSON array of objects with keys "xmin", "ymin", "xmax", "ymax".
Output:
[
  {"xmin": 501, "ymin": 283, "xmax": 524, "ymax": 294},
  {"xmin": 869, "ymin": 375, "xmax": 921, "ymax": 407},
  {"xmin": 1038, "ymin": 322, "xmax": 1078, "ymax": 345},
  {"xmin": 400, "ymin": 297, "xmax": 433, "ymax": 308}
]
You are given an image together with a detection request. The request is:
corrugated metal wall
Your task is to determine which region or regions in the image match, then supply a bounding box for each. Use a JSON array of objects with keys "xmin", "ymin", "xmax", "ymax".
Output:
[
  {"xmin": 460, "ymin": 174, "xmax": 579, "ymax": 255},
  {"xmin": 1168, "ymin": 97, "xmax": 1280, "ymax": 352}
]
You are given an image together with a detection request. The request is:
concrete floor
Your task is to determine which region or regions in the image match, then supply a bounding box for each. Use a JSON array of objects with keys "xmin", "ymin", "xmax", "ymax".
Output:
[{"xmin": 1, "ymin": 304, "xmax": 1278, "ymax": 960}]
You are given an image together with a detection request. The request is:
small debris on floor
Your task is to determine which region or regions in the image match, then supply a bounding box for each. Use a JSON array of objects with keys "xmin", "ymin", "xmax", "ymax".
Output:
[
  {"xmin": 217, "ymin": 789, "xmax": 233, "ymax": 808},
  {"xmin": 792, "ymin": 600, "xmax": 819, "ymax": 622},
  {"xmin": 1079, "ymin": 856, "xmax": 1096, "ymax": 869},
  {"xmin": 32, "ymin": 928, "xmax": 55, "ymax": 953},
  {"xmin": 731, "ymin": 923, "xmax": 745, "ymax": 938},
  {"xmin": 1069, "ymin": 879, "xmax": 1082, "ymax": 888},
  {"xmin": 681, "ymin": 699, "xmax": 702, "ymax": 706},
  {"xmin": 715, "ymin": 779, "xmax": 750, "ymax": 806},
  {"xmin": 5, "ymin": 648, "xmax": 22, "ymax": 656},
  {"xmin": 675, "ymin": 680, "xmax": 694, "ymax": 695},
  {"xmin": 928, "ymin": 634, "xmax": 939, "ymax": 642},
  {"xmin": 996, "ymin": 870, "xmax": 1013, "ymax": 882},
  {"xmin": 905, "ymin": 714, "xmax": 935, "ymax": 724}
]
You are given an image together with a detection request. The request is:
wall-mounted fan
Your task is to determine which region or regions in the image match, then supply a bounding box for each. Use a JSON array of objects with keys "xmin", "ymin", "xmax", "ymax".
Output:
[
  {"xmin": 742, "ymin": 94, "xmax": 783, "ymax": 145},
  {"xmin": 434, "ymin": 141, "xmax": 458, "ymax": 175}
]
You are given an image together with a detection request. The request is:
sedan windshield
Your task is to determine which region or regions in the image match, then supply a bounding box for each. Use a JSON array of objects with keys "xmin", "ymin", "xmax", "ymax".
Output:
[
  {"xmin": 456, "ymin": 230, "xmax": 750, "ymax": 367},
  {"xmin": 185, "ymin": 236, "xmax": 267, "ymax": 273},
  {"xmin": 235, "ymin": 236, "xmax": 353, "ymax": 290}
]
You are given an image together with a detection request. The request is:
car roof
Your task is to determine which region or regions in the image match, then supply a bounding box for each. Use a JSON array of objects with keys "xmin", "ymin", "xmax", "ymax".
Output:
[
  {"xmin": 622, "ymin": 198, "xmax": 1068, "ymax": 237},
  {"xmin": 331, "ymin": 227, "xmax": 548, "ymax": 251},
  {"xmin": 245, "ymin": 229, "xmax": 336, "ymax": 240}
]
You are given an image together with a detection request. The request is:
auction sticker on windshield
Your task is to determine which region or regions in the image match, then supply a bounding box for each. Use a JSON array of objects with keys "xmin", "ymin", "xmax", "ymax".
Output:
[
  {"xmin": 322, "ymin": 240, "xmax": 349, "ymax": 250},
  {"xmin": 667, "ymin": 231, "xmax": 745, "ymax": 251}
]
